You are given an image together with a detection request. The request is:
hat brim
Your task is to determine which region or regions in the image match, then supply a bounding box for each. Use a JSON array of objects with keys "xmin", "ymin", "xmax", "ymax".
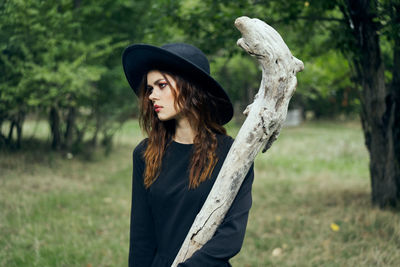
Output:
[{"xmin": 122, "ymin": 44, "xmax": 233, "ymax": 125}]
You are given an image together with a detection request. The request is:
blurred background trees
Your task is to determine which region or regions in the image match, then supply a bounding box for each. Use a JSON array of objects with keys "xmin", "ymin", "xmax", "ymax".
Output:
[
  {"xmin": 0, "ymin": 0, "xmax": 358, "ymax": 151},
  {"xmin": 0, "ymin": 0, "xmax": 153, "ymax": 151},
  {"xmin": 1, "ymin": 0, "xmax": 399, "ymax": 206}
]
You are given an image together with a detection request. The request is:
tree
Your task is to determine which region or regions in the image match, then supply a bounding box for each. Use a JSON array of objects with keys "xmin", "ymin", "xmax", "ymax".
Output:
[
  {"xmin": 0, "ymin": 0, "xmax": 174, "ymax": 151},
  {"xmin": 170, "ymin": 0, "xmax": 400, "ymax": 207},
  {"xmin": 338, "ymin": 0, "xmax": 400, "ymax": 207},
  {"xmin": 274, "ymin": 0, "xmax": 400, "ymax": 207},
  {"xmin": 0, "ymin": 0, "xmax": 110, "ymax": 150}
]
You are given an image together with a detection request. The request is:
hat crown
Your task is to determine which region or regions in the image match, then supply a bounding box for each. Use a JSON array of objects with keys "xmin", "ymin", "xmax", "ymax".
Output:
[{"xmin": 161, "ymin": 43, "xmax": 210, "ymax": 75}]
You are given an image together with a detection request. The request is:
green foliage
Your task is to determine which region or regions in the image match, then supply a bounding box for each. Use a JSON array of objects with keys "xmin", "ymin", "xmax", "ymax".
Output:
[
  {"xmin": 296, "ymin": 51, "xmax": 360, "ymax": 117},
  {"xmin": 170, "ymin": 0, "xmax": 397, "ymax": 119},
  {"xmin": 2, "ymin": 0, "xmax": 397, "ymax": 149},
  {"xmin": 211, "ymin": 54, "xmax": 260, "ymax": 109},
  {"xmin": 167, "ymin": 0, "xmax": 356, "ymax": 117},
  {"xmin": 0, "ymin": 0, "xmax": 160, "ymax": 149}
]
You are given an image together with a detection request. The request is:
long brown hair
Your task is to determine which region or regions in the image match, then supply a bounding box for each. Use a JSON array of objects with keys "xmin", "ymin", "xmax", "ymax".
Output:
[{"xmin": 139, "ymin": 70, "xmax": 227, "ymax": 189}]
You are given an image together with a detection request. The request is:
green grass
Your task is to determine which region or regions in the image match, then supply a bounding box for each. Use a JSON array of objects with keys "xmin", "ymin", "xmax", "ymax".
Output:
[{"xmin": 1, "ymin": 120, "xmax": 399, "ymax": 266}]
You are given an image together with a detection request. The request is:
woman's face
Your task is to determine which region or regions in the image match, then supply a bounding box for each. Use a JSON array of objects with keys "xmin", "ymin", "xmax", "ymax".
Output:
[{"xmin": 147, "ymin": 70, "xmax": 181, "ymax": 121}]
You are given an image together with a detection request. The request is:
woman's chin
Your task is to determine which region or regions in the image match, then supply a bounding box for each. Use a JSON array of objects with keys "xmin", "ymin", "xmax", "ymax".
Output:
[
  {"xmin": 156, "ymin": 111, "xmax": 181, "ymax": 122},
  {"xmin": 157, "ymin": 115, "xmax": 174, "ymax": 121}
]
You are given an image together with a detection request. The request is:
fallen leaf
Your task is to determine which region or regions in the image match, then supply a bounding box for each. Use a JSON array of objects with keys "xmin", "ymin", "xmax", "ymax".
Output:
[
  {"xmin": 330, "ymin": 222, "xmax": 340, "ymax": 232},
  {"xmin": 272, "ymin": 247, "xmax": 283, "ymax": 256}
]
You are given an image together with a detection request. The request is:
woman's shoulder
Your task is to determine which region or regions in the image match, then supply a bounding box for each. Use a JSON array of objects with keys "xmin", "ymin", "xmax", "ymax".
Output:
[
  {"xmin": 216, "ymin": 133, "xmax": 234, "ymax": 153},
  {"xmin": 132, "ymin": 138, "xmax": 148, "ymax": 161},
  {"xmin": 216, "ymin": 133, "xmax": 233, "ymax": 142}
]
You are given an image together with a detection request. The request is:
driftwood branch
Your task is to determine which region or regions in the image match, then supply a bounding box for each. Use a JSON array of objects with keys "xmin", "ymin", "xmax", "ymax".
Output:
[{"xmin": 172, "ymin": 16, "xmax": 304, "ymax": 266}]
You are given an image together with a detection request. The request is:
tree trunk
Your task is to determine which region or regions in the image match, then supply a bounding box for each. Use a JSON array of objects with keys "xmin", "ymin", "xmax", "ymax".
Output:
[
  {"xmin": 15, "ymin": 111, "xmax": 24, "ymax": 149},
  {"xmin": 344, "ymin": 0, "xmax": 400, "ymax": 207},
  {"xmin": 172, "ymin": 16, "xmax": 304, "ymax": 265},
  {"xmin": 7, "ymin": 120, "xmax": 15, "ymax": 144},
  {"xmin": 64, "ymin": 106, "xmax": 76, "ymax": 150},
  {"xmin": 390, "ymin": 3, "xmax": 400, "ymax": 203},
  {"xmin": 49, "ymin": 106, "xmax": 62, "ymax": 150},
  {"xmin": 90, "ymin": 113, "xmax": 101, "ymax": 147},
  {"xmin": 0, "ymin": 119, "xmax": 5, "ymax": 146}
]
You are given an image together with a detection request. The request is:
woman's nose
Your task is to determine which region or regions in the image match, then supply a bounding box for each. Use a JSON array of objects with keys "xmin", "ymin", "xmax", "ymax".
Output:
[{"xmin": 149, "ymin": 90, "xmax": 157, "ymax": 101}]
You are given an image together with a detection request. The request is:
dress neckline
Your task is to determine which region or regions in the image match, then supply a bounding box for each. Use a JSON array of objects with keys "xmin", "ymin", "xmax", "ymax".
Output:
[{"xmin": 171, "ymin": 139, "xmax": 194, "ymax": 146}]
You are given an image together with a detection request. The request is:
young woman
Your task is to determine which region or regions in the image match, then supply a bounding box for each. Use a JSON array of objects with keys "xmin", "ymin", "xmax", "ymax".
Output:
[{"xmin": 122, "ymin": 43, "xmax": 254, "ymax": 267}]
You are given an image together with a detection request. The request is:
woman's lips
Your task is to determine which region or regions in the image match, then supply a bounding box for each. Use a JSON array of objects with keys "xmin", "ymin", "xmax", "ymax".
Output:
[{"xmin": 154, "ymin": 105, "xmax": 162, "ymax": 113}]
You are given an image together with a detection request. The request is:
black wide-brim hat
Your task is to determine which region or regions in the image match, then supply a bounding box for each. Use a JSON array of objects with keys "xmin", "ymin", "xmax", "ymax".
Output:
[{"xmin": 122, "ymin": 43, "xmax": 233, "ymax": 125}]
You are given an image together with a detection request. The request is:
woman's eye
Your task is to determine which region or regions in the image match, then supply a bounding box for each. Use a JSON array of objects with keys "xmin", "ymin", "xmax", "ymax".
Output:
[
  {"xmin": 147, "ymin": 86, "xmax": 153, "ymax": 93},
  {"xmin": 159, "ymin": 82, "xmax": 167, "ymax": 89}
]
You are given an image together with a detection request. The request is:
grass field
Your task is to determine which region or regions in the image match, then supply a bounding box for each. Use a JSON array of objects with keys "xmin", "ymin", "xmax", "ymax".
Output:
[{"xmin": 1, "ymin": 120, "xmax": 399, "ymax": 266}]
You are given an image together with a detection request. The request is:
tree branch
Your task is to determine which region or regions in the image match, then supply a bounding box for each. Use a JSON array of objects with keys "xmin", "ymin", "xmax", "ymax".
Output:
[{"xmin": 172, "ymin": 16, "xmax": 304, "ymax": 266}]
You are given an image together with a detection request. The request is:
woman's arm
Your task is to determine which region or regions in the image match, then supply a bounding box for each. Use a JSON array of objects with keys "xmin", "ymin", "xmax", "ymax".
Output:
[
  {"xmin": 178, "ymin": 164, "xmax": 255, "ymax": 267},
  {"xmin": 129, "ymin": 141, "xmax": 157, "ymax": 267}
]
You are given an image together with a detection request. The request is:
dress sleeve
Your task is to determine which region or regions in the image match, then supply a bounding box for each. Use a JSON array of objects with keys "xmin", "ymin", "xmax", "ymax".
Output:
[
  {"xmin": 129, "ymin": 141, "xmax": 157, "ymax": 267},
  {"xmin": 178, "ymin": 164, "xmax": 255, "ymax": 267}
]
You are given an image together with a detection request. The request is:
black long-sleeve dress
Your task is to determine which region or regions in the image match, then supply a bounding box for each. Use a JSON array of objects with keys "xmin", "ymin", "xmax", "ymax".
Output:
[{"xmin": 129, "ymin": 134, "xmax": 254, "ymax": 267}]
